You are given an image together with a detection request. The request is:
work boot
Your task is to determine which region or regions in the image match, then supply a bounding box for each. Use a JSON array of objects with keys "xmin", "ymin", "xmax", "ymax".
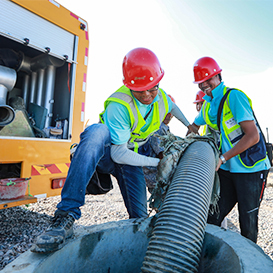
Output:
[{"xmin": 31, "ymin": 213, "xmax": 75, "ymax": 253}]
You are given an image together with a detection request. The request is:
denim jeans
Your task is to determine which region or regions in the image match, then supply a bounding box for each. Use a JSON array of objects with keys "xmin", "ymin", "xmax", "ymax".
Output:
[
  {"xmin": 207, "ymin": 168, "xmax": 269, "ymax": 243},
  {"xmin": 56, "ymin": 123, "xmax": 148, "ymax": 220}
]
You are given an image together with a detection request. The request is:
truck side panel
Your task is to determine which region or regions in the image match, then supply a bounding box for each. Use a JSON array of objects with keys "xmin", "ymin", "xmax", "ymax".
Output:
[{"xmin": 0, "ymin": 0, "xmax": 89, "ymax": 208}]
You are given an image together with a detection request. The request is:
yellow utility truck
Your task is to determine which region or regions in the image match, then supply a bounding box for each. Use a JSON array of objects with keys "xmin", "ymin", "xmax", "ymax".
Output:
[{"xmin": 0, "ymin": 0, "xmax": 89, "ymax": 209}]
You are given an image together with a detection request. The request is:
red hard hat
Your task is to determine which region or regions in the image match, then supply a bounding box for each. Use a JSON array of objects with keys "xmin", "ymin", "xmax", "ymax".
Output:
[
  {"xmin": 193, "ymin": 57, "xmax": 222, "ymax": 84},
  {"xmin": 193, "ymin": 90, "xmax": 205, "ymax": 103},
  {"xmin": 168, "ymin": 94, "xmax": 176, "ymax": 104},
  {"xmin": 122, "ymin": 48, "xmax": 164, "ymax": 91}
]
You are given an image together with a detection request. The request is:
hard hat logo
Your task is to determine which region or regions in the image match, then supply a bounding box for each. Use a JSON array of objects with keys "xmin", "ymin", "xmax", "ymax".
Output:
[
  {"xmin": 134, "ymin": 76, "xmax": 146, "ymax": 80},
  {"xmin": 122, "ymin": 47, "xmax": 164, "ymax": 91},
  {"xmin": 193, "ymin": 57, "xmax": 222, "ymax": 84}
]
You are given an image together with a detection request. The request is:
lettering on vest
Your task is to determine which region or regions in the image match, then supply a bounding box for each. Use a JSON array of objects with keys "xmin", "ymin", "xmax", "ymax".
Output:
[{"xmin": 225, "ymin": 117, "xmax": 237, "ymax": 129}]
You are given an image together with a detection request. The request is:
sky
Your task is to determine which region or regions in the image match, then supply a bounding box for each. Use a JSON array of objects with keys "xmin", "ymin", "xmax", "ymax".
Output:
[{"xmin": 57, "ymin": 0, "xmax": 273, "ymax": 141}]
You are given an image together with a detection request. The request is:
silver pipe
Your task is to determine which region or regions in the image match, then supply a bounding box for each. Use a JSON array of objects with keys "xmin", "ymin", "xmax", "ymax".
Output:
[
  {"xmin": 36, "ymin": 69, "xmax": 45, "ymax": 106},
  {"xmin": 17, "ymin": 54, "xmax": 32, "ymax": 74},
  {"xmin": 0, "ymin": 65, "xmax": 17, "ymax": 127},
  {"xmin": 0, "ymin": 85, "xmax": 9, "ymax": 105},
  {"xmin": 29, "ymin": 71, "xmax": 37, "ymax": 103},
  {"xmin": 43, "ymin": 65, "xmax": 56, "ymax": 128},
  {"xmin": 0, "ymin": 65, "xmax": 17, "ymax": 90},
  {"xmin": 0, "ymin": 107, "xmax": 15, "ymax": 127},
  {"xmin": 22, "ymin": 74, "xmax": 30, "ymax": 108},
  {"xmin": 31, "ymin": 54, "xmax": 65, "ymax": 71},
  {"xmin": 67, "ymin": 36, "xmax": 79, "ymax": 139}
]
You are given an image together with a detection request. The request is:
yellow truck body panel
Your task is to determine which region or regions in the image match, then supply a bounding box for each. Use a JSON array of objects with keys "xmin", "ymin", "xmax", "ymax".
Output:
[{"xmin": 0, "ymin": 0, "xmax": 89, "ymax": 208}]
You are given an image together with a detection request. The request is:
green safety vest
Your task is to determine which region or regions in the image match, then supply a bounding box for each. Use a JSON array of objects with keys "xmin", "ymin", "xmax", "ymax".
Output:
[
  {"xmin": 199, "ymin": 125, "xmax": 207, "ymax": 136},
  {"xmin": 202, "ymin": 87, "xmax": 266, "ymax": 168},
  {"xmin": 99, "ymin": 85, "xmax": 169, "ymax": 152}
]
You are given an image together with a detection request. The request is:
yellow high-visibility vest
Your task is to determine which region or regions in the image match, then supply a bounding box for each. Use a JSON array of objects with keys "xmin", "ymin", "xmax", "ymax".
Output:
[
  {"xmin": 203, "ymin": 87, "xmax": 266, "ymax": 167},
  {"xmin": 100, "ymin": 85, "xmax": 169, "ymax": 152}
]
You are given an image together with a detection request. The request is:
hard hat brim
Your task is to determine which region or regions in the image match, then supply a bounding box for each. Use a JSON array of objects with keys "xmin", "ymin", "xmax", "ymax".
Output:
[
  {"xmin": 124, "ymin": 71, "xmax": 164, "ymax": 91},
  {"xmin": 193, "ymin": 69, "xmax": 222, "ymax": 84}
]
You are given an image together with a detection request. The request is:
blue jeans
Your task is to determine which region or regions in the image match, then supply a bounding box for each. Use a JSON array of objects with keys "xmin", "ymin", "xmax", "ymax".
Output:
[{"xmin": 56, "ymin": 123, "xmax": 148, "ymax": 220}]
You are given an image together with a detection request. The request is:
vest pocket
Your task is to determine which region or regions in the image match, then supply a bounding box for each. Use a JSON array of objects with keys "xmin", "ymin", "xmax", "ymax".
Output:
[{"xmin": 239, "ymin": 132, "xmax": 266, "ymax": 167}]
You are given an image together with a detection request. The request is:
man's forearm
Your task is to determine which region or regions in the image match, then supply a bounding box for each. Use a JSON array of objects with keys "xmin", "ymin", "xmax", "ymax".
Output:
[
  {"xmin": 171, "ymin": 103, "xmax": 190, "ymax": 127},
  {"xmin": 111, "ymin": 143, "xmax": 160, "ymax": 166}
]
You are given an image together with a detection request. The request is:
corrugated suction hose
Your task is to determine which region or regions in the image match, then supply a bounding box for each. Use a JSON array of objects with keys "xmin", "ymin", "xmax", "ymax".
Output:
[{"xmin": 142, "ymin": 141, "xmax": 216, "ymax": 273}]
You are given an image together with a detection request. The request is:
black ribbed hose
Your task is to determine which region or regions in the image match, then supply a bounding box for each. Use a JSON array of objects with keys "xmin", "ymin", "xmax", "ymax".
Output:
[{"xmin": 141, "ymin": 141, "xmax": 216, "ymax": 273}]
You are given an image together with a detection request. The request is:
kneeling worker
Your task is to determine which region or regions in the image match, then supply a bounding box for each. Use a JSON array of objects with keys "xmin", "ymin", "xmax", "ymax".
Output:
[{"xmin": 32, "ymin": 47, "xmax": 194, "ymax": 253}]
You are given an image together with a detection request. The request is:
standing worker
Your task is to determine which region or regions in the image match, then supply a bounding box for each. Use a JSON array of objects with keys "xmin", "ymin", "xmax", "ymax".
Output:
[
  {"xmin": 193, "ymin": 90, "xmax": 206, "ymax": 136},
  {"xmin": 188, "ymin": 56, "xmax": 271, "ymax": 243},
  {"xmin": 32, "ymin": 47, "xmax": 194, "ymax": 253}
]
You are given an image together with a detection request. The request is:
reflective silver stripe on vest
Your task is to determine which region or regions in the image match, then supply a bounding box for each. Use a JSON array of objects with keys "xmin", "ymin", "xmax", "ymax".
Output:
[
  {"xmin": 203, "ymin": 102, "xmax": 219, "ymax": 132},
  {"xmin": 229, "ymin": 120, "xmax": 260, "ymax": 146},
  {"xmin": 110, "ymin": 90, "xmax": 167, "ymax": 149},
  {"xmin": 127, "ymin": 91, "xmax": 167, "ymax": 148},
  {"xmin": 228, "ymin": 127, "xmax": 243, "ymax": 145},
  {"xmin": 157, "ymin": 91, "xmax": 167, "ymax": 122},
  {"xmin": 128, "ymin": 136, "xmax": 150, "ymax": 149},
  {"xmin": 108, "ymin": 92, "xmax": 139, "ymax": 131}
]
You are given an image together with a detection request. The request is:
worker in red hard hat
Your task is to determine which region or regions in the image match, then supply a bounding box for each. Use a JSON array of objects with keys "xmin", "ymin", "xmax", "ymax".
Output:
[
  {"xmin": 193, "ymin": 90, "xmax": 206, "ymax": 135},
  {"xmin": 193, "ymin": 90, "xmax": 205, "ymax": 112},
  {"xmin": 33, "ymin": 47, "xmax": 194, "ymax": 253},
  {"xmin": 187, "ymin": 56, "xmax": 271, "ymax": 243}
]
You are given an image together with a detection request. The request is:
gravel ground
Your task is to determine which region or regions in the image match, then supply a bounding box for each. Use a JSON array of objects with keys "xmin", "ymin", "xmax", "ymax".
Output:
[{"xmin": 1, "ymin": 172, "xmax": 273, "ymax": 271}]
